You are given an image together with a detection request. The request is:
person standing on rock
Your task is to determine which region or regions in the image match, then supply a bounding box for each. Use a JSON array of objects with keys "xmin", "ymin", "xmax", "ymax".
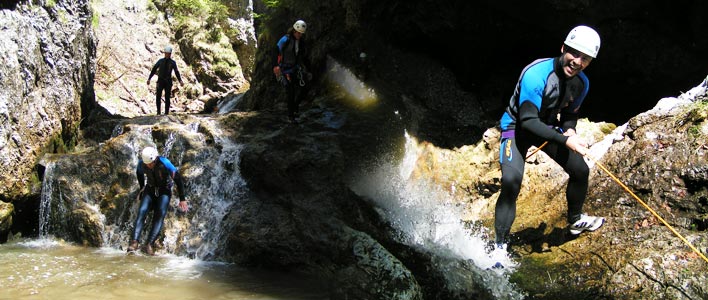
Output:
[
  {"xmin": 273, "ymin": 20, "xmax": 312, "ymax": 124},
  {"xmin": 147, "ymin": 45, "xmax": 184, "ymax": 115},
  {"xmin": 127, "ymin": 146, "xmax": 188, "ymax": 255},
  {"xmin": 491, "ymin": 25, "xmax": 604, "ymax": 263}
]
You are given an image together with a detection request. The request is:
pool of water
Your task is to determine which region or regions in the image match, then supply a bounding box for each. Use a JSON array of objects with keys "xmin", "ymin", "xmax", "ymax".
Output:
[{"xmin": 0, "ymin": 238, "xmax": 329, "ymax": 300}]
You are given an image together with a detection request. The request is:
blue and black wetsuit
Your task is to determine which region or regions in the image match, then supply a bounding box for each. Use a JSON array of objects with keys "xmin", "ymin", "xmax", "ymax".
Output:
[
  {"xmin": 275, "ymin": 33, "xmax": 308, "ymax": 119},
  {"xmin": 495, "ymin": 57, "xmax": 590, "ymax": 244},
  {"xmin": 133, "ymin": 156, "xmax": 186, "ymax": 245},
  {"xmin": 148, "ymin": 58, "xmax": 182, "ymax": 115}
]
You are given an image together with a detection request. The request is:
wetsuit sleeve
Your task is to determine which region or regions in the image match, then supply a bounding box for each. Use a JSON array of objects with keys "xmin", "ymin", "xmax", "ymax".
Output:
[
  {"xmin": 158, "ymin": 157, "xmax": 185, "ymax": 201},
  {"xmin": 519, "ymin": 101, "xmax": 568, "ymax": 144},
  {"xmin": 172, "ymin": 60, "xmax": 182, "ymax": 83},
  {"xmin": 559, "ymin": 112, "xmax": 579, "ymax": 132},
  {"xmin": 136, "ymin": 162, "xmax": 145, "ymax": 189},
  {"xmin": 274, "ymin": 35, "xmax": 288, "ymax": 66},
  {"xmin": 173, "ymin": 171, "xmax": 186, "ymax": 202},
  {"xmin": 517, "ymin": 67, "xmax": 567, "ymax": 144},
  {"xmin": 148, "ymin": 59, "xmax": 161, "ymax": 81}
]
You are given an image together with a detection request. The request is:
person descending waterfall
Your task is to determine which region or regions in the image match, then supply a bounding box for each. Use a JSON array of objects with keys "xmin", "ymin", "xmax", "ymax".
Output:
[
  {"xmin": 491, "ymin": 25, "xmax": 604, "ymax": 267},
  {"xmin": 127, "ymin": 147, "xmax": 189, "ymax": 255},
  {"xmin": 147, "ymin": 45, "xmax": 184, "ymax": 115},
  {"xmin": 273, "ymin": 19, "xmax": 312, "ymax": 124}
]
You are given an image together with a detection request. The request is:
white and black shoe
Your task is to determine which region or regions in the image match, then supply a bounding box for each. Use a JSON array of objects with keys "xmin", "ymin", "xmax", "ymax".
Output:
[
  {"xmin": 569, "ymin": 214, "xmax": 605, "ymax": 235},
  {"xmin": 489, "ymin": 243, "xmax": 508, "ymax": 269}
]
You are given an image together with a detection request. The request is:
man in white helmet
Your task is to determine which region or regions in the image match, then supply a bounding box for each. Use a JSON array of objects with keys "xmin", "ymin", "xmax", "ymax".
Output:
[
  {"xmin": 490, "ymin": 25, "xmax": 604, "ymax": 267},
  {"xmin": 147, "ymin": 45, "xmax": 184, "ymax": 115},
  {"xmin": 273, "ymin": 20, "xmax": 311, "ymax": 124},
  {"xmin": 127, "ymin": 146, "xmax": 188, "ymax": 255}
]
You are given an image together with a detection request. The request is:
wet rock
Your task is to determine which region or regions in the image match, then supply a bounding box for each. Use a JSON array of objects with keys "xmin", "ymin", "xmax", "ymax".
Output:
[
  {"xmin": 0, "ymin": 0, "xmax": 94, "ymax": 200},
  {"xmin": 0, "ymin": 202, "xmax": 13, "ymax": 240}
]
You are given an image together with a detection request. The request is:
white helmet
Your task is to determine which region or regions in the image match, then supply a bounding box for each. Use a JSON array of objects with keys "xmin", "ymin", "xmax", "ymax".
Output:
[
  {"xmin": 564, "ymin": 25, "xmax": 601, "ymax": 58},
  {"xmin": 163, "ymin": 45, "xmax": 173, "ymax": 54},
  {"xmin": 141, "ymin": 147, "xmax": 159, "ymax": 163},
  {"xmin": 293, "ymin": 20, "xmax": 307, "ymax": 34}
]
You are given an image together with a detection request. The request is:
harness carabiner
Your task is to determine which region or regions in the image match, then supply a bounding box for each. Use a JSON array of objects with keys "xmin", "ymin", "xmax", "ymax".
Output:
[{"xmin": 297, "ymin": 68, "xmax": 306, "ymax": 87}]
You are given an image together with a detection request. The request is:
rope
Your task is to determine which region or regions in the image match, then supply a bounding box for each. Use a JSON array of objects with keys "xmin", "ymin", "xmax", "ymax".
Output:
[
  {"xmin": 525, "ymin": 140, "xmax": 708, "ymax": 264},
  {"xmin": 526, "ymin": 141, "xmax": 548, "ymax": 159},
  {"xmin": 586, "ymin": 155, "xmax": 708, "ymax": 265}
]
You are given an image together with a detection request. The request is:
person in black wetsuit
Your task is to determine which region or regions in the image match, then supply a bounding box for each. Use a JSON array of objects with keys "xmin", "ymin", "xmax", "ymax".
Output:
[
  {"xmin": 127, "ymin": 147, "xmax": 188, "ymax": 255},
  {"xmin": 147, "ymin": 45, "xmax": 184, "ymax": 115},
  {"xmin": 273, "ymin": 20, "xmax": 311, "ymax": 124},
  {"xmin": 492, "ymin": 25, "xmax": 605, "ymax": 257}
]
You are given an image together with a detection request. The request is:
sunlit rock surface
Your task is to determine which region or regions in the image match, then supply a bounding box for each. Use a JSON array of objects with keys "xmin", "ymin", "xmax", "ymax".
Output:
[{"xmin": 0, "ymin": 0, "xmax": 95, "ymax": 200}]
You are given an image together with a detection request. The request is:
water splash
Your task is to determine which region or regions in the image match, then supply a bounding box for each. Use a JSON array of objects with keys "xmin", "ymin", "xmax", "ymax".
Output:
[
  {"xmin": 350, "ymin": 131, "xmax": 523, "ymax": 298},
  {"xmin": 216, "ymin": 93, "xmax": 244, "ymax": 114},
  {"xmin": 163, "ymin": 131, "xmax": 178, "ymax": 155},
  {"xmin": 111, "ymin": 124, "xmax": 124, "ymax": 137},
  {"xmin": 175, "ymin": 120, "xmax": 247, "ymax": 260},
  {"xmin": 38, "ymin": 161, "xmax": 56, "ymax": 237}
]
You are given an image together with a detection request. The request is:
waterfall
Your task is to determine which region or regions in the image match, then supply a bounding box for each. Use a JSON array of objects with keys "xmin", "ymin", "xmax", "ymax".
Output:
[
  {"xmin": 35, "ymin": 118, "xmax": 248, "ymax": 260},
  {"xmin": 215, "ymin": 93, "xmax": 244, "ymax": 114},
  {"xmin": 171, "ymin": 119, "xmax": 247, "ymax": 260},
  {"xmin": 350, "ymin": 131, "xmax": 524, "ymax": 299},
  {"xmin": 38, "ymin": 161, "xmax": 56, "ymax": 237}
]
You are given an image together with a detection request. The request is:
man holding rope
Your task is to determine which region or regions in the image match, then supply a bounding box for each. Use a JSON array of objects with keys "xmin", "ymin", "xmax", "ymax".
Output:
[{"xmin": 492, "ymin": 25, "xmax": 604, "ymax": 258}]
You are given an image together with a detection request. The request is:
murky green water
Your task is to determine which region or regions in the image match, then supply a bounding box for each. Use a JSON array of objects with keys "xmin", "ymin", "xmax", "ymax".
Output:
[{"xmin": 0, "ymin": 238, "xmax": 328, "ymax": 300}]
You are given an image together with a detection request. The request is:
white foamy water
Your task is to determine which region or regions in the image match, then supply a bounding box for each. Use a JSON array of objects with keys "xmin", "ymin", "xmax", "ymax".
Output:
[{"xmin": 350, "ymin": 131, "xmax": 523, "ymax": 299}]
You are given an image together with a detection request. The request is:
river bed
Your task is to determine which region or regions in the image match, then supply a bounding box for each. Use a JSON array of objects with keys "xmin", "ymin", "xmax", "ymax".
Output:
[{"xmin": 0, "ymin": 238, "xmax": 328, "ymax": 300}]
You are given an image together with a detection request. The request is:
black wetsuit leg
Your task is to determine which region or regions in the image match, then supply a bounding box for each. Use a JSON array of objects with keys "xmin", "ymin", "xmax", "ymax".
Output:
[
  {"xmin": 537, "ymin": 141, "xmax": 590, "ymax": 223},
  {"xmin": 163, "ymin": 84, "xmax": 172, "ymax": 115},
  {"xmin": 494, "ymin": 136, "xmax": 532, "ymax": 244},
  {"xmin": 132, "ymin": 193, "xmax": 154, "ymax": 242},
  {"xmin": 285, "ymin": 79, "xmax": 300, "ymax": 119},
  {"xmin": 155, "ymin": 83, "xmax": 165, "ymax": 115},
  {"xmin": 146, "ymin": 194, "xmax": 170, "ymax": 245}
]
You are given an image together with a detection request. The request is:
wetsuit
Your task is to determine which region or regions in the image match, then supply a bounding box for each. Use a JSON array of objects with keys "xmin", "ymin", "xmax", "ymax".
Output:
[
  {"xmin": 275, "ymin": 33, "xmax": 308, "ymax": 120},
  {"xmin": 148, "ymin": 58, "xmax": 182, "ymax": 115},
  {"xmin": 133, "ymin": 156, "xmax": 186, "ymax": 245},
  {"xmin": 495, "ymin": 57, "xmax": 590, "ymax": 244}
]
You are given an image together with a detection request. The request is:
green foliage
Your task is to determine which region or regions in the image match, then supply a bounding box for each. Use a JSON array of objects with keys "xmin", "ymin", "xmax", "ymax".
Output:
[
  {"xmin": 45, "ymin": 0, "xmax": 56, "ymax": 8},
  {"xmin": 90, "ymin": 0, "xmax": 100, "ymax": 28},
  {"xmin": 213, "ymin": 61, "xmax": 237, "ymax": 78},
  {"xmin": 171, "ymin": 0, "xmax": 228, "ymax": 27},
  {"xmin": 263, "ymin": 0, "xmax": 280, "ymax": 8},
  {"xmin": 599, "ymin": 123, "xmax": 617, "ymax": 135},
  {"xmin": 687, "ymin": 125, "xmax": 701, "ymax": 138}
]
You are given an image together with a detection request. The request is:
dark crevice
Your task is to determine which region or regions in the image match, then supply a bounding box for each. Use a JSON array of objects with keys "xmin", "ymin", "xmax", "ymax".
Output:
[
  {"xmin": 0, "ymin": 1, "xmax": 19, "ymax": 10},
  {"xmin": 9, "ymin": 195, "xmax": 40, "ymax": 239}
]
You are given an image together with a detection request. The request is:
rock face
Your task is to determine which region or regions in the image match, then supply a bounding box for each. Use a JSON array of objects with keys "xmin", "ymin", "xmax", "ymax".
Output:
[
  {"xmin": 244, "ymin": 0, "xmax": 708, "ymax": 136},
  {"xmin": 37, "ymin": 111, "xmax": 441, "ymax": 299},
  {"xmin": 0, "ymin": 0, "xmax": 95, "ymax": 200},
  {"xmin": 3, "ymin": 0, "xmax": 708, "ymax": 299},
  {"xmin": 401, "ymin": 81, "xmax": 708, "ymax": 299},
  {"xmin": 92, "ymin": 0, "xmax": 254, "ymax": 117}
]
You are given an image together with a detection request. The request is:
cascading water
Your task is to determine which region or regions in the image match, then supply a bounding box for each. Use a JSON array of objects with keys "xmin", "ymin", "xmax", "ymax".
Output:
[
  {"xmin": 169, "ymin": 119, "xmax": 247, "ymax": 259},
  {"xmin": 38, "ymin": 161, "xmax": 56, "ymax": 237},
  {"xmin": 14, "ymin": 117, "xmax": 327, "ymax": 300},
  {"xmin": 351, "ymin": 130, "xmax": 524, "ymax": 299}
]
